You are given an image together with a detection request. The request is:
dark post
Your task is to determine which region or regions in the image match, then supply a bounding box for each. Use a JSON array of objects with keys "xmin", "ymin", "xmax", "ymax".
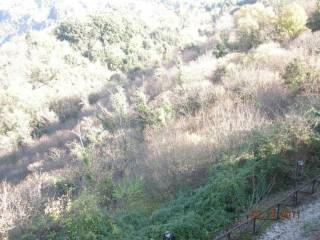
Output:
[
  {"xmin": 276, "ymin": 204, "xmax": 280, "ymax": 220},
  {"xmin": 295, "ymin": 160, "xmax": 305, "ymax": 188},
  {"xmin": 252, "ymin": 218, "xmax": 256, "ymax": 235},
  {"xmin": 293, "ymin": 191, "xmax": 298, "ymax": 206},
  {"xmin": 295, "ymin": 161, "xmax": 298, "ymax": 189},
  {"xmin": 227, "ymin": 232, "xmax": 231, "ymax": 240}
]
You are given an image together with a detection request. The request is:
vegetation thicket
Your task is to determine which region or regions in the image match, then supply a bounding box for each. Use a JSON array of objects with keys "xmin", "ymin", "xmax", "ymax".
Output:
[{"xmin": 1, "ymin": 0, "xmax": 320, "ymax": 239}]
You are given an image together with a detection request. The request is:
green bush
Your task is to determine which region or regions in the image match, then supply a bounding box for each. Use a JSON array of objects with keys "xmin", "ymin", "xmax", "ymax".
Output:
[
  {"xmin": 97, "ymin": 176, "xmax": 115, "ymax": 206},
  {"xmin": 64, "ymin": 195, "xmax": 116, "ymax": 239},
  {"xmin": 55, "ymin": 12, "xmax": 179, "ymax": 71},
  {"xmin": 114, "ymin": 177, "xmax": 145, "ymax": 210},
  {"xmin": 234, "ymin": 3, "xmax": 308, "ymax": 47},
  {"xmin": 214, "ymin": 41, "xmax": 228, "ymax": 58},
  {"xmin": 55, "ymin": 14, "xmax": 136, "ymax": 70},
  {"xmin": 234, "ymin": 3, "xmax": 276, "ymax": 49},
  {"xmin": 103, "ymin": 45, "xmax": 126, "ymax": 71},
  {"xmin": 99, "ymin": 115, "xmax": 117, "ymax": 132},
  {"xmin": 276, "ymin": 3, "xmax": 308, "ymax": 41},
  {"xmin": 283, "ymin": 58, "xmax": 309, "ymax": 91},
  {"xmin": 54, "ymin": 180, "xmax": 77, "ymax": 197},
  {"xmin": 21, "ymin": 215, "xmax": 63, "ymax": 240},
  {"xmin": 30, "ymin": 116, "xmax": 49, "ymax": 139},
  {"xmin": 134, "ymin": 91, "xmax": 164, "ymax": 128}
]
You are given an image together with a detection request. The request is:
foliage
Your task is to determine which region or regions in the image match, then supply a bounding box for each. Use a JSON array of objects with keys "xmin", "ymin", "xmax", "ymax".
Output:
[
  {"xmin": 21, "ymin": 215, "xmax": 63, "ymax": 240},
  {"xmin": 234, "ymin": 2, "xmax": 308, "ymax": 48},
  {"xmin": 111, "ymin": 87, "xmax": 130, "ymax": 126},
  {"xmin": 97, "ymin": 176, "xmax": 114, "ymax": 206},
  {"xmin": 314, "ymin": 0, "xmax": 320, "ymax": 30},
  {"xmin": 133, "ymin": 91, "xmax": 169, "ymax": 128},
  {"xmin": 49, "ymin": 97, "xmax": 83, "ymax": 122},
  {"xmin": 63, "ymin": 195, "xmax": 118, "ymax": 239},
  {"xmin": 214, "ymin": 34, "xmax": 229, "ymax": 58},
  {"xmin": 20, "ymin": 115, "xmax": 320, "ymax": 239},
  {"xmin": 55, "ymin": 12, "xmax": 180, "ymax": 71},
  {"xmin": 234, "ymin": 3, "xmax": 276, "ymax": 48},
  {"xmin": 114, "ymin": 177, "xmax": 145, "ymax": 210},
  {"xmin": 276, "ymin": 3, "xmax": 309, "ymax": 41},
  {"xmin": 283, "ymin": 58, "xmax": 309, "ymax": 91},
  {"xmin": 141, "ymin": 117, "xmax": 320, "ymax": 239},
  {"xmin": 30, "ymin": 116, "xmax": 48, "ymax": 139},
  {"xmin": 3, "ymin": 1, "xmax": 320, "ymax": 240}
]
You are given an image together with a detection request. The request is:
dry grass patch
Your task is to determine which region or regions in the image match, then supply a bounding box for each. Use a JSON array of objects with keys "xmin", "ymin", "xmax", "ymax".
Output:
[
  {"xmin": 0, "ymin": 172, "xmax": 59, "ymax": 239},
  {"xmin": 245, "ymin": 42, "xmax": 295, "ymax": 72},
  {"xmin": 143, "ymin": 97, "xmax": 269, "ymax": 194}
]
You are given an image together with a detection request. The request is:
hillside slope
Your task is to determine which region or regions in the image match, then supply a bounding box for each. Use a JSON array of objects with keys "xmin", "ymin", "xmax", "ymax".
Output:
[{"xmin": 1, "ymin": 0, "xmax": 320, "ymax": 239}]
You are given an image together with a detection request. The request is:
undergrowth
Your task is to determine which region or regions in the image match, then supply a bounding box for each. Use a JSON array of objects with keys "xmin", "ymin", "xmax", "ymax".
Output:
[{"xmin": 18, "ymin": 110, "xmax": 320, "ymax": 240}]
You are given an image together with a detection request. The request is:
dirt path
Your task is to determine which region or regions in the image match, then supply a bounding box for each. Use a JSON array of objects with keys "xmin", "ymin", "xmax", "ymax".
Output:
[{"xmin": 259, "ymin": 198, "xmax": 320, "ymax": 240}]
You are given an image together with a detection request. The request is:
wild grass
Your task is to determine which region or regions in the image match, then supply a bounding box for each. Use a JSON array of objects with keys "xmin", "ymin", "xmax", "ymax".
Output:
[{"xmin": 143, "ymin": 97, "xmax": 269, "ymax": 195}]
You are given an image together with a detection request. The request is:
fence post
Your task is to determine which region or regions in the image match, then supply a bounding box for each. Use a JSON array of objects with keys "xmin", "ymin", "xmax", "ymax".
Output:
[
  {"xmin": 227, "ymin": 232, "xmax": 231, "ymax": 240},
  {"xmin": 293, "ymin": 191, "xmax": 298, "ymax": 206},
  {"xmin": 276, "ymin": 204, "xmax": 280, "ymax": 220},
  {"xmin": 253, "ymin": 219, "xmax": 256, "ymax": 235}
]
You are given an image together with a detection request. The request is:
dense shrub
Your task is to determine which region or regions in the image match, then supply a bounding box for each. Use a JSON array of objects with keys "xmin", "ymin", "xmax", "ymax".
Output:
[
  {"xmin": 283, "ymin": 58, "xmax": 309, "ymax": 91},
  {"xmin": 276, "ymin": 3, "xmax": 308, "ymax": 41},
  {"xmin": 55, "ymin": 12, "xmax": 180, "ymax": 71},
  {"xmin": 21, "ymin": 215, "xmax": 63, "ymax": 240},
  {"xmin": 234, "ymin": 2, "xmax": 308, "ymax": 48},
  {"xmin": 308, "ymin": 3, "xmax": 320, "ymax": 31},
  {"xmin": 234, "ymin": 3, "xmax": 276, "ymax": 49},
  {"xmin": 214, "ymin": 39, "xmax": 229, "ymax": 58},
  {"xmin": 30, "ymin": 117, "xmax": 48, "ymax": 139},
  {"xmin": 56, "ymin": 14, "xmax": 133, "ymax": 45},
  {"xmin": 96, "ymin": 88, "xmax": 130, "ymax": 132},
  {"xmin": 114, "ymin": 177, "xmax": 145, "ymax": 210},
  {"xmin": 50, "ymin": 97, "xmax": 83, "ymax": 122},
  {"xmin": 64, "ymin": 195, "xmax": 117, "ymax": 239},
  {"xmin": 97, "ymin": 176, "xmax": 114, "ymax": 206},
  {"xmin": 133, "ymin": 91, "xmax": 168, "ymax": 128}
]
